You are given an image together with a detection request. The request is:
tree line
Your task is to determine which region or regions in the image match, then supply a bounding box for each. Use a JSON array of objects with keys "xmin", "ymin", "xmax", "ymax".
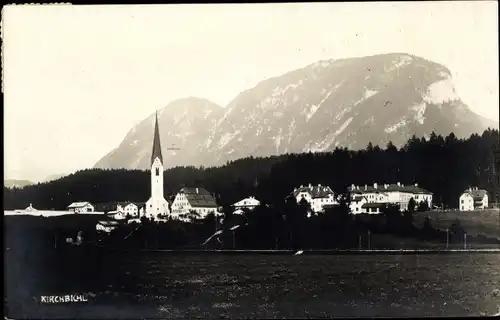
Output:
[{"xmin": 4, "ymin": 129, "xmax": 499, "ymax": 211}]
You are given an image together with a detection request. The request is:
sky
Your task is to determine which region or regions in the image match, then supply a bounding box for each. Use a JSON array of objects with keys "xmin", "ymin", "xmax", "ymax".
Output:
[{"xmin": 3, "ymin": 1, "xmax": 499, "ymax": 182}]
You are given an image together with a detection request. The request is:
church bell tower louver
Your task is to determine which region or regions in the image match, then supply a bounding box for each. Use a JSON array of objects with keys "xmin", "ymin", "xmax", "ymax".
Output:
[{"xmin": 145, "ymin": 111, "xmax": 169, "ymax": 219}]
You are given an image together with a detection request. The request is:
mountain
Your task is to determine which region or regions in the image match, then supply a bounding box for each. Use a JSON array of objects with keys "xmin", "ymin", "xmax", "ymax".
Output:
[
  {"xmin": 42, "ymin": 173, "xmax": 67, "ymax": 183},
  {"xmin": 94, "ymin": 97, "xmax": 224, "ymax": 170},
  {"xmin": 95, "ymin": 53, "xmax": 498, "ymax": 170},
  {"xmin": 4, "ymin": 179, "xmax": 33, "ymax": 189}
]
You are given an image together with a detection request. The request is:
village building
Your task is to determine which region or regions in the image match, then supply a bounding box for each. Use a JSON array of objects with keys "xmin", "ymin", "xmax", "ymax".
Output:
[
  {"xmin": 288, "ymin": 184, "xmax": 338, "ymax": 213},
  {"xmin": 459, "ymin": 187, "xmax": 489, "ymax": 211},
  {"xmin": 170, "ymin": 187, "xmax": 218, "ymax": 220},
  {"xmin": 116, "ymin": 202, "xmax": 139, "ymax": 216},
  {"xmin": 95, "ymin": 220, "xmax": 120, "ymax": 233},
  {"xmin": 145, "ymin": 112, "xmax": 170, "ymax": 220},
  {"xmin": 348, "ymin": 182, "xmax": 433, "ymax": 213},
  {"xmin": 349, "ymin": 194, "xmax": 368, "ymax": 214},
  {"xmin": 67, "ymin": 202, "xmax": 94, "ymax": 213},
  {"xmin": 232, "ymin": 196, "xmax": 260, "ymax": 210}
]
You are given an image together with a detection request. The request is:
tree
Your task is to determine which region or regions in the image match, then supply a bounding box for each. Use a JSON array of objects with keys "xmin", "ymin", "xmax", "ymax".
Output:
[
  {"xmin": 408, "ymin": 197, "xmax": 417, "ymax": 214},
  {"xmin": 417, "ymin": 200, "xmax": 430, "ymax": 212}
]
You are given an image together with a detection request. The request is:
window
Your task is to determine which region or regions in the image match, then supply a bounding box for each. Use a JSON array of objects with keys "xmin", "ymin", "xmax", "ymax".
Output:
[
  {"xmin": 156, "ymin": 168, "xmax": 159, "ymax": 176},
  {"xmin": 461, "ymin": 200, "xmax": 464, "ymax": 204}
]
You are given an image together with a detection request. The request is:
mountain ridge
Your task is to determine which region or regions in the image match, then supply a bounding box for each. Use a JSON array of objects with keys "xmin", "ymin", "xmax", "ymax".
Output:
[{"xmin": 94, "ymin": 53, "xmax": 498, "ymax": 171}]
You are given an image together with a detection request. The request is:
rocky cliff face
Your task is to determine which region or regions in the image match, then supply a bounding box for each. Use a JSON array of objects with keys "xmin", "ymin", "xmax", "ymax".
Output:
[
  {"xmin": 94, "ymin": 97, "xmax": 224, "ymax": 170},
  {"xmin": 94, "ymin": 53, "xmax": 497, "ymax": 170}
]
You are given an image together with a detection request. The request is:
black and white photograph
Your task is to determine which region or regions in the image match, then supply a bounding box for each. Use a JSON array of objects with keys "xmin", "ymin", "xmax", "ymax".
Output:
[{"xmin": 3, "ymin": 1, "xmax": 500, "ymax": 318}]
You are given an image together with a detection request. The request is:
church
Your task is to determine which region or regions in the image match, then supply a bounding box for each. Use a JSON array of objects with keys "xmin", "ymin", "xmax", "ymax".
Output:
[{"xmin": 144, "ymin": 112, "xmax": 170, "ymax": 219}]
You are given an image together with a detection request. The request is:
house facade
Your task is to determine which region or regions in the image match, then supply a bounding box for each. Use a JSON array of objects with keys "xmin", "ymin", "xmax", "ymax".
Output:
[
  {"xmin": 170, "ymin": 187, "xmax": 218, "ymax": 220},
  {"xmin": 116, "ymin": 202, "xmax": 139, "ymax": 217},
  {"xmin": 232, "ymin": 197, "xmax": 260, "ymax": 210},
  {"xmin": 459, "ymin": 187, "xmax": 488, "ymax": 211},
  {"xmin": 289, "ymin": 184, "xmax": 338, "ymax": 213},
  {"xmin": 348, "ymin": 182, "xmax": 433, "ymax": 214},
  {"xmin": 67, "ymin": 202, "xmax": 94, "ymax": 213}
]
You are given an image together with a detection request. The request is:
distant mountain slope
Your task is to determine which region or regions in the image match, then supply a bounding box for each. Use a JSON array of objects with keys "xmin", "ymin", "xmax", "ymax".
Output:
[
  {"xmin": 4, "ymin": 179, "xmax": 33, "ymax": 189},
  {"xmin": 95, "ymin": 53, "xmax": 497, "ymax": 170},
  {"xmin": 42, "ymin": 173, "xmax": 67, "ymax": 183},
  {"xmin": 94, "ymin": 97, "xmax": 224, "ymax": 170}
]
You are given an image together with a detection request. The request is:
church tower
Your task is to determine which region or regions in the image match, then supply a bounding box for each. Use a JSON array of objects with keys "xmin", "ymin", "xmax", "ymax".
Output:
[{"xmin": 145, "ymin": 112, "xmax": 169, "ymax": 219}]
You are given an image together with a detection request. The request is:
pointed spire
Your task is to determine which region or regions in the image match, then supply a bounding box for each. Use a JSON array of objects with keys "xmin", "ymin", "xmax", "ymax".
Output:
[{"xmin": 151, "ymin": 111, "xmax": 163, "ymax": 166}]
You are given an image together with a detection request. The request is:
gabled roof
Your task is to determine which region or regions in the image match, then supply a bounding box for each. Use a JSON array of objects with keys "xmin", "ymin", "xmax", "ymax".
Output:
[
  {"xmin": 352, "ymin": 195, "xmax": 367, "ymax": 202},
  {"xmin": 349, "ymin": 183, "xmax": 432, "ymax": 195},
  {"xmin": 151, "ymin": 111, "xmax": 163, "ymax": 166},
  {"xmin": 233, "ymin": 197, "xmax": 260, "ymax": 207},
  {"xmin": 178, "ymin": 187, "xmax": 217, "ymax": 208},
  {"xmin": 291, "ymin": 185, "xmax": 335, "ymax": 199},
  {"xmin": 462, "ymin": 189, "xmax": 488, "ymax": 201},
  {"xmin": 68, "ymin": 202, "xmax": 91, "ymax": 208}
]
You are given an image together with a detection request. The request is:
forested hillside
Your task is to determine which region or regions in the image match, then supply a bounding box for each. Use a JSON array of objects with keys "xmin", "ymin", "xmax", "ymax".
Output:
[{"xmin": 4, "ymin": 129, "xmax": 499, "ymax": 211}]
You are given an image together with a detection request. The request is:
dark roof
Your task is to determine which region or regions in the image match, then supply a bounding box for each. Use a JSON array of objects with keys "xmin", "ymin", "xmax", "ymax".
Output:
[
  {"xmin": 323, "ymin": 204, "xmax": 340, "ymax": 209},
  {"xmin": 94, "ymin": 201, "xmax": 142, "ymax": 212},
  {"xmin": 179, "ymin": 187, "xmax": 217, "ymax": 208},
  {"xmin": 291, "ymin": 185, "xmax": 335, "ymax": 199},
  {"xmin": 352, "ymin": 195, "xmax": 367, "ymax": 202},
  {"xmin": 151, "ymin": 111, "xmax": 163, "ymax": 166},
  {"xmin": 362, "ymin": 202, "xmax": 388, "ymax": 209},
  {"xmin": 463, "ymin": 189, "xmax": 488, "ymax": 201},
  {"xmin": 349, "ymin": 183, "xmax": 432, "ymax": 195},
  {"xmin": 117, "ymin": 201, "xmax": 139, "ymax": 207}
]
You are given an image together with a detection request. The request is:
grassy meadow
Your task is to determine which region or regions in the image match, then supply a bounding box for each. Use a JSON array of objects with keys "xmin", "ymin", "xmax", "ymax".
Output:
[{"xmin": 413, "ymin": 209, "xmax": 500, "ymax": 240}]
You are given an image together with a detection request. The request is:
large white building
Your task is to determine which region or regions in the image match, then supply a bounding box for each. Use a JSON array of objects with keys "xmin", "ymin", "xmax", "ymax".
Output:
[
  {"xmin": 348, "ymin": 182, "xmax": 433, "ymax": 214},
  {"xmin": 145, "ymin": 112, "xmax": 170, "ymax": 220},
  {"xmin": 459, "ymin": 187, "xmax": 489, "ymax": 211},
  {"xmin": 288, "ymin": 184, "xmax": 338, "ymax": 213},
  {"xmin": 67, "ymin": 202, "xmax": 94, "ymax": 213},
  {"xmin": 170, "ymin": 187, "xmax": 218, "ymax": 220}
]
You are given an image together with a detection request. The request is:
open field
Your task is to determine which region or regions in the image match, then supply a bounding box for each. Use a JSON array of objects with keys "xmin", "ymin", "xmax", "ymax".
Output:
[
  {"xmin": 413, "ymin": 209, "xmax": 500, "ymax": 240},
  {"xmin": 5, "ymin": 250, "xmax": 500, "ymax": 319}
]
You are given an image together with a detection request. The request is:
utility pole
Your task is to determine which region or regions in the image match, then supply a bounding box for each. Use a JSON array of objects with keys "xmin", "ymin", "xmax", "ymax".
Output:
[
  {"xmin": 367, "ymin": 230, "xmax": 371, "ymax": 250},
  {"xmin": 464, "ymin": 233, "xmax": 467, "ymax": 250},
  {"xmin": 446, "ymin": 228, "xmax": 449, "ymax": 250},
  {"xmin": 233, "ymin": 231, "xmax": 236, "ymax": 249},
  {"xmin": 358, "ymin": 235, "xmax": 362, "ymax": 250}
]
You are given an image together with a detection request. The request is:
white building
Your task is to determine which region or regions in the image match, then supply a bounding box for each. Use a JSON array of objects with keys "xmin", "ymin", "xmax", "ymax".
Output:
[
  {"xmin": 349, "ymin": 195, "xmax": 368, "ymax": 214},
  {"xmin": 459, "ymin": 187, "xmax": 489, "ymax": 211},
  {"xmin": 116, "ymin": 202, "xmax": 139, "ymax": 217},
  {"xmin": 232, "ymin": 197, "xmax": 260, "ymax": 210},
  {"xmin": 67, "ymin": 202, "xmax": 94, "ymax": 213},
  {"xmin": 289, "ymin": 184, "xmax": 338, "ymax": 213},
  {"xmin": 170, "ymin": 187, "xmax": 218, "ymax": 220},
  {"xmin": 348, "ymin": 182, "xmax": 433, "ymax": 213},
  {"xmin": 145, "ymin": 112, "xmax": 170, "ymax": 220},
  {"xmin": 96, "ymin": 220, "xmax": 120, "ymax": 233},
  {"xmin": 107, "ymin": 210, "xmax": 127, "ymax": 220}
]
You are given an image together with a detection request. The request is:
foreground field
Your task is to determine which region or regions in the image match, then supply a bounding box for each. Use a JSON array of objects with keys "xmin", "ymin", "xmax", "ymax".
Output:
[
  {"xmin": 413, "ymin": 209, "xmax": 500, "ymax": 240},
  {"xmin": 5, "ymin": 250, "xmax": 500, "ymax": 319}
]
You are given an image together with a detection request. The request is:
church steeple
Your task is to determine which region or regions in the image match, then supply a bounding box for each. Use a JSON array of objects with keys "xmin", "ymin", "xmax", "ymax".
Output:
[{"xmin": 151, "ymin": 111, "xmax": 163, "ymax": 166}]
